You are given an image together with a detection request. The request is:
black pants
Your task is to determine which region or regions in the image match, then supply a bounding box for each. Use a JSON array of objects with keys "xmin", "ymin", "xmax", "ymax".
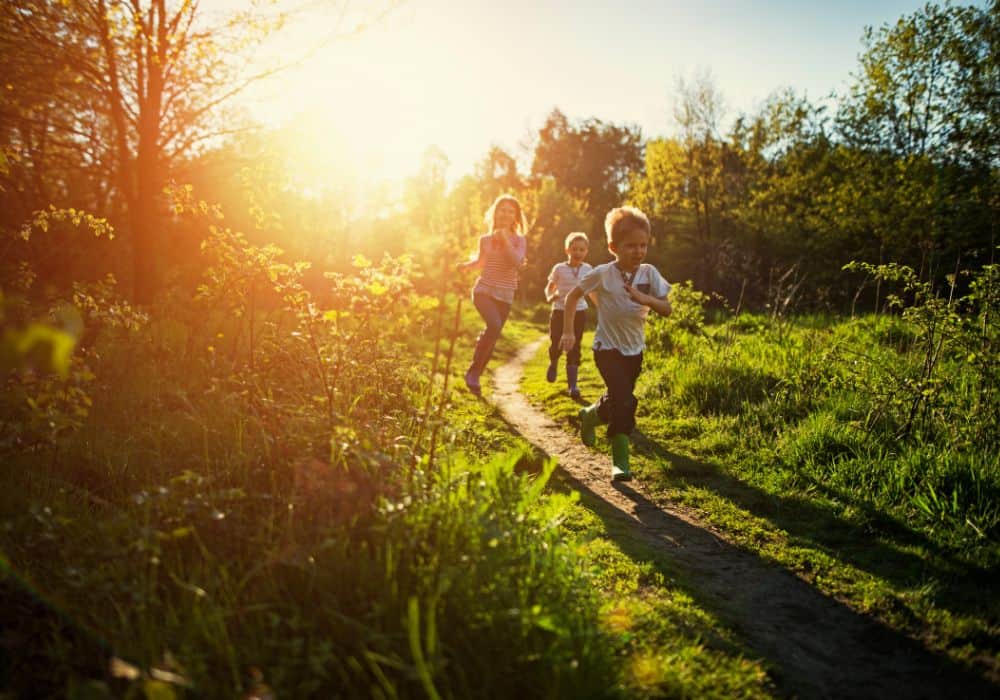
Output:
[
  {"xmin": 548, "ymin": 308, "xmax": 586, "ymax": 366},
  {"xmin": 594, "ymin": 349, "xmax": 643, "ymax": 437}
]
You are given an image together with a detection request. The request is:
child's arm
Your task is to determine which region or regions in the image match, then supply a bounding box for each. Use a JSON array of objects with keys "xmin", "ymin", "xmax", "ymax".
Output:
[
  {"xmin": 544, "ymin": 265, "xmax": 559, "ymax": 302},
  {"xmin": 545, "ymin": 279, "xmax": 558, "ymax": 302},
  {"xmin": 559, "ymin": 287, "xmax": 585, "ymax": 350},
  {"xmin": 625, "ymin": 285, "xmax": 672, "ymax": 316},
  {"xmin": 456, "ymin": 238, "xmax": 485, "ymax": 271},
  {"xmin": 495, "ymin": 232, "xmax": 526, "ymax": 266}
]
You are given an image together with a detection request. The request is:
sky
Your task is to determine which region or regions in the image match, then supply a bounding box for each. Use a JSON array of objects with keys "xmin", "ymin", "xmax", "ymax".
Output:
[{"xmin": 221, "ymin": 0, "xmax": 967, "ymax": 189}]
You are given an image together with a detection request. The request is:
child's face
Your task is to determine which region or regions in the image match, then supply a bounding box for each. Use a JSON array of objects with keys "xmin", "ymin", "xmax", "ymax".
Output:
[
  {"xmin": 566, "ymin": 239, "xmax": 588, "ymax": 264},
  {"xmin": 610, "ymin": 227, "xmax": 649, "ymax": 270},
  {"xmin": 494, "ymin": 201, "xmax": 518, "ymax": 231}
]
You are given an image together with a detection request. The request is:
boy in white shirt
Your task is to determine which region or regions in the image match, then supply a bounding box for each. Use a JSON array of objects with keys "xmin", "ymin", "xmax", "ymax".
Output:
[
  {"xmin": 544, "ymin": 232, "xmax": 593, "ymax": 399},
  {"xmin": 559, "ymin": 206, "xmax": 672, "ymax": 480}
]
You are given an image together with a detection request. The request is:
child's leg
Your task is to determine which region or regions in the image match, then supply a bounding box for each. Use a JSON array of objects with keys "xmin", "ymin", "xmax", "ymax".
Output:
[
  {"xmin": 611, "ymin": 434, "xmax": 631, "ymax": 480},
  {"xmin": 469, "ymin": 293, "xmax": 512, "ymax": 378},
  {"xmin": 547, "ymin": 309, "xmax": 564, "ymax": 382},
  {"xmin": 578, "ymin": 347, "xmax": 605, "ymax": 446},
  {"xmin": 593, "ymin": 350, "xmax": 643, "ymax": 437},
  {"xmin": 594, "ymin": 350, "xmax": 642, "ymax": 479},
  {"xmin": 565, "ymin": 309, "xmax": 586, "ymax": 395}
]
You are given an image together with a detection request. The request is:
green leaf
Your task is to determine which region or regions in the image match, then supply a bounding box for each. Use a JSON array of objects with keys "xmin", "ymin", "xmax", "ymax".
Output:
[
  {"xmin": 143, "ymin": 679, "xmax": 177, "ymax": 700},
  {"xmin": 9, "ymin": 323, "xmax": 77, "ymax": 376}
]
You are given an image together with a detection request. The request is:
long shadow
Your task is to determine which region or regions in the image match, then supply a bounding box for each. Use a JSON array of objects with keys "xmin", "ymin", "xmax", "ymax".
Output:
[
  {"xmin": 629, "ymin": 429, "xmax": 999, "ymax": 623},
  {"xmin": 545, "ymin": 461, "xmax": 999, "ymax": 700}
]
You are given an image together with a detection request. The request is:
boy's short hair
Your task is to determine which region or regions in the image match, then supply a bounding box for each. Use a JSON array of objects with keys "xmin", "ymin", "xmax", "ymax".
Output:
[
  {"xmin": 564, "ymin": 231, "xmax": 589, "ymax": 249},
  {"xmin": 605, "ymin": 206, "xmax": 651, "ymax": 246}
]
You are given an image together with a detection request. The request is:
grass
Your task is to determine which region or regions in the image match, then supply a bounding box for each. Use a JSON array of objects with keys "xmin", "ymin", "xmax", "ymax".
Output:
[
  {"xmin": 11, "ymin": 278, "xmax": 993, "ymax": 696},
  {"xmin": 445, "ymin": 309, "xmax": 776, "ymax": 697},
  {"xmin": 0, "ymin": 296, "xmax": 775, "ymax": 698},
  {"xmin": 516, "ymin": 312, "xmax": 1000, "ymax": 681}
]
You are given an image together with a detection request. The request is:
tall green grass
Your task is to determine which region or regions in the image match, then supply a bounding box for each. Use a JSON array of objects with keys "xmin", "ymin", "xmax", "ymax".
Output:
[
  {"xmin": 643, "ymin": 306, "xmax": 1000, "ymax": 554},
  {"xmin": 521, "ymin": 267, "xmax": 998, "ymax": 675},
  {"xmin": 1, "ymin": 239, "xmax": 774, "ymax": 698}
]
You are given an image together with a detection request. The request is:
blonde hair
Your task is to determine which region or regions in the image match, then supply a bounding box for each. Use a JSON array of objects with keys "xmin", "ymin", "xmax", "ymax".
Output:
[
  {"xmin": 484, "ymin": 194, "xmax": 528, "ymax": 235},
  {"xmin": 604, "ymin": 206, "xmax": 651, "ymax": 246},
  {"xmin": 564, "ymin": 232, "xmax": 589, "ymax": 249}
]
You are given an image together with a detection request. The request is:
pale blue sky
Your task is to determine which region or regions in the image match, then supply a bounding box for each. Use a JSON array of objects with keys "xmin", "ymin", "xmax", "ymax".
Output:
[{"xmin": 231, "ymin": 0, "xmax": 980, "ymax": 186}]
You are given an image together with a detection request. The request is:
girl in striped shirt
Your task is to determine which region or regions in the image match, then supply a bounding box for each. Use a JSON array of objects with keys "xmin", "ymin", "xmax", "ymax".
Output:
[{"xmin": 457, "ymin": 194, "xmax": 528, "ymax": 396}]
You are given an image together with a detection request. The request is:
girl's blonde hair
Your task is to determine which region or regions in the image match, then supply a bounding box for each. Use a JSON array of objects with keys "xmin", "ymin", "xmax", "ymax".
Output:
[
  {"xmin": 484, "ymin": 194, "xmax": 528, "ymax": 235},
  {"xmin": 564, "ymin": 232, "xmax": 589, "ymax": 249}
]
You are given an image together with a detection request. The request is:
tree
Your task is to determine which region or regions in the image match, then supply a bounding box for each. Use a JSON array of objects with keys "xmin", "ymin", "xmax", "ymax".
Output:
[
  {"xmin": 834, "ymin": 2, "xmax": 998, "ymax": 277},
  {"xmin": 520, "ymin": 178, "xmax": 590, "ymax": 302},
  {"xmin": 729, "ymin": 90, "xmax": 842, "ymax": 303},
  {"xmin": 1, "ymin": 1, "xmax": 384, "ymax": 303},
  {"xmin": 630, "ymin": 74, "xmax": 747, "ymax": 296},
  {"xmin": 404, "ymin": 144, "xmax": 451, "ymax": 255},
  {"xmin": 530, "ymin": 108, "xmax": 643, "ymax": 237},
  {"xmin": 476, "ymin": 145, "xmax": 524, "ymax": 198}
]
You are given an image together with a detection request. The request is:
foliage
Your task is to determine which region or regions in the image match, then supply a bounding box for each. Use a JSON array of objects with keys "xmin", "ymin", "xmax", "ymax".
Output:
[
  {"xmin": 646, "ymin": 280, "xmax": 711, "ymax": 352},
  {"xmin": 4, "ymin": 0, "xmax": 1000, "ymax": 694},
  {"xmin": 531, "ymin": 108, "xmax": 645, "ymax": 238},
  {"xmin": 840, "ymin": 260, "xmax": 999, "ymax": 450},
  {"xmin": 1, "ymin": 204, "xmax": 143, "ymax": 455}
]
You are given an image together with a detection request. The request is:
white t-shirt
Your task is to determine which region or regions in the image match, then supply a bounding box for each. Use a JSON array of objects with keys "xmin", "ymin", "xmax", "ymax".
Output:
[
  {"xmin": 577, "ymin": 262, "xmax": 671, "ymax": 355},
  {"xmin": 547, "ymin": 262, "xmax": 593, "ymax": 311}
]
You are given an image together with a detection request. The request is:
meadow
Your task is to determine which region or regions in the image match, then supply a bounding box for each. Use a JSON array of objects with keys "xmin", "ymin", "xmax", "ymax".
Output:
[
  {"xmin": 3, "ymin": 240, "xmax": 997, "ymax": 696},
  {"xmin": 1, "ymin": 244, "xmax": 778, "ymax": 698},
  {"xmin": 2, "ymin": 2, "xmax": 998, "ymax": 695},
  {"xmin": 521, "ymin": 264, "xmax": 1000, "ymax": 682}
]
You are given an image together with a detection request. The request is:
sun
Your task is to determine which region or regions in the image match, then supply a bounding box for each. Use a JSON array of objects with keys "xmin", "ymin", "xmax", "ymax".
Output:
[{"xmin": 241, "ymin": 14, "xmax": 466, "ymax": 190}]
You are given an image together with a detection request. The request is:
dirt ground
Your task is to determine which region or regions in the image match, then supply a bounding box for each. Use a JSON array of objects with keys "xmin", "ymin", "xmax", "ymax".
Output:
[{"xmin": 488, "ymin": 338, "xmax": 997, "ymax": 700}]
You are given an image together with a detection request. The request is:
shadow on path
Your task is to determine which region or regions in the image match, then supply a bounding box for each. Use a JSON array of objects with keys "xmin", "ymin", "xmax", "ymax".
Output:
[{"xmin": 630, "ymin": 430, "xmax": 998, "ymax": 622}]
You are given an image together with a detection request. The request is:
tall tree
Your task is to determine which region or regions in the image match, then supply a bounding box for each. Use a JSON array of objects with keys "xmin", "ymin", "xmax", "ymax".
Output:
[
  {"xmin": 1, "ymin": 1, "xmax": 380, "ymax": 303},
  {"xmin": 630, "ymin": 74, "xmax": 746, "ymax": 295},
  {"xmin": 530, "ymin": 108, "xmax": 643, "ymax": 236},
  {"xmin": 476, "ymin": 145, "xmax": 524, "ymax": 198},
  {"xmin": 835, "ymin": 2, "xmax": 998, "ymax": 274}
]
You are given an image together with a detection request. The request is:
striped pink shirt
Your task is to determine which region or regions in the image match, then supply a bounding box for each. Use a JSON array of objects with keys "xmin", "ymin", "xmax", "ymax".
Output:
[{"xmin": 471, "ymin": 232, "xmax": 526, "ymax": 303}]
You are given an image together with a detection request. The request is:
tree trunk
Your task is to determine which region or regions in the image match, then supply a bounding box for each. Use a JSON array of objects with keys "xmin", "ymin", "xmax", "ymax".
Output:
[{"xmin": 130, "ymin": 0, "xmax": 167, "ymax": 305}]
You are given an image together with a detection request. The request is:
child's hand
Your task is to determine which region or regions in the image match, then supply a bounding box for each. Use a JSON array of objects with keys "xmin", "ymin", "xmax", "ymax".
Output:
[
  {"xmin": 559, "ymin": 333, "xmax": 576, "ymax": 352},
  {"xmin": 624, "ymin": 283, "xmax": 650, "ymax": 306}
]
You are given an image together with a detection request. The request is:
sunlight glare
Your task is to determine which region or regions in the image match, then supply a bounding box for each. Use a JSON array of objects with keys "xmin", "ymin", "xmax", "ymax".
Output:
[{"xmin": 245, "ymin": 4, "xmax": 493, "ymax": 190}]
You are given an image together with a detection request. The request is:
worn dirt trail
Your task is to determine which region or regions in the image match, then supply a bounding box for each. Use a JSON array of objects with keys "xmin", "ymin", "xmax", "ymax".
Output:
[{"xmin": 489, "ymin": 338, "xmax": 996, "ymax": 700}]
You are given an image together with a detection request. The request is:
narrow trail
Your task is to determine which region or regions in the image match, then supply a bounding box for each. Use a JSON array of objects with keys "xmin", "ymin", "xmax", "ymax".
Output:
[{"xmin": 490, "ymin": 338, "xmax": 996, "ymax": 700}]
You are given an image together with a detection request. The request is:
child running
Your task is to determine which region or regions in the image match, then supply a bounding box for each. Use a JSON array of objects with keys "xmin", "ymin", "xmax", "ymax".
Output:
[
  {"xmin": 559, "ymin": 206, "xmax": 671, "ymax": 480},
  {"xmin": 457, "ymin": 194, "xmax": 528, "ymax": 396},
  {"xmin": 544, "ymin": 232, "xmax": 592, "ymax": 399}
]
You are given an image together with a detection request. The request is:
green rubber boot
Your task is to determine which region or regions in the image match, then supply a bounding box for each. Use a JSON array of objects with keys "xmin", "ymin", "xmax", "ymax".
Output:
[
  {"xmin": 579, "ymin": 404, "xmax": 601, "ymax": 447},
  {"xmin": 611, "ymin": 434, "xmax": 631, "ymax": 481}
]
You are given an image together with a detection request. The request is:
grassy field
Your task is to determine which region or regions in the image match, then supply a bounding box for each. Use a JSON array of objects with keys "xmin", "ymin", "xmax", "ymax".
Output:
[
  {"xmin": 3, "ymin": 248, "xmax": 996, "ymax": 695},
  {"xmin": 518, "ymin": 294, "xmax": 999, "ymax": 681},
  {"xmin": 1, "ymin": 291, "xmax": 775, "ymax": 698}
]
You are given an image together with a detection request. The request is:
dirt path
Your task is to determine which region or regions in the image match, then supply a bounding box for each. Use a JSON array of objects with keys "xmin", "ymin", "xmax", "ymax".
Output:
[{"xmin": 489, "ymin": 338, "xmax": 996, "ymax": 700}]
